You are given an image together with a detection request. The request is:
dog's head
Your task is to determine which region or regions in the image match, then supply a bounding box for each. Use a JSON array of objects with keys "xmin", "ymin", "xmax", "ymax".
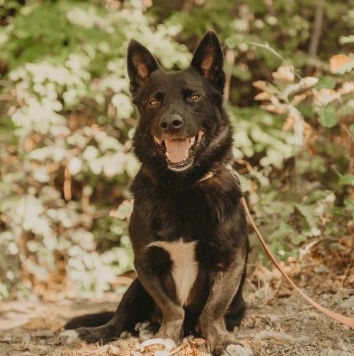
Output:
[{"xmin": 128, "ymin": 31, "xmax": 233, "ymax": 182}]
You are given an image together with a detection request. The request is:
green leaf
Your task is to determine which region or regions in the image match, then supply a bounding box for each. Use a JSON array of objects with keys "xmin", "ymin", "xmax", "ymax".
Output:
[
  {"xmin": 318, "ymin": 105, "xmax": 337, "ymax": 128},
  {"xmin": 335, "ymin": 57, "xmax": 354, "ymax": 75},
  {"xmin": 297, "ymin": 103, "xmax": 314, "ymax": 119},
  {"xmin": 339, "ymin": 35, "xmax": 354, "ymax": 44},
  {"xmin": 314, "ymin": 76, "xmax": 336, "ymax": 90},
  {"xmin": 307, "ymin": 190, "xmax": 332, "ymax": 204},
  {"xmin": 291, "ymin": 234, "xmax": 307, "ymax": 246},
  {"xmin": 116, "ymin": 201, "xmax": 133, "ymax": 220},
  {"xmin": 294, "ymin": 203, "xmax": 317, "ymax": 229},
  {"xmin": 344, "ymin": 199, "xmax": 354, "ymax": 218},
  {"xmin": 238, "ymin": 174, "xmax": 252, "ymax": 192},
  {"xmin": 339, "ymin": 174, "xmax": 354, "ymax": 186}
]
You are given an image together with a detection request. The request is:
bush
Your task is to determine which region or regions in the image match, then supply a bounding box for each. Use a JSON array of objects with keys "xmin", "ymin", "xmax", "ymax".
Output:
[
  {"xmin": 0, "ymin": 0, "xmax": 190, "ymax": 300},
  {"xmin": 0, "ymin": 0, "xmax": 353, "ymax": 300}
]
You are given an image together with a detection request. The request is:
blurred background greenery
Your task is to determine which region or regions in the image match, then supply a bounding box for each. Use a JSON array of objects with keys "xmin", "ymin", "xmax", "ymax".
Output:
[{"xmin": 0, "ymin": 0, "xmax": 353, "ymax": 301}]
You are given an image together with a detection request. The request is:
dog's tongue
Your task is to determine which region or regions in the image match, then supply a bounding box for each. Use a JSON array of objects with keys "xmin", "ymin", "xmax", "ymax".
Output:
[{"xmin": 165, "ymin": 138, "xmax": 190, "ymax": 163}]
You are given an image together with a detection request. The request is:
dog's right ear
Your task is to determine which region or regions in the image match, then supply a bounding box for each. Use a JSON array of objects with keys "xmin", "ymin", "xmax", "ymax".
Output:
[{"xmin": 127, "ymin": 40, "xmax": 159, "ymax": 95}]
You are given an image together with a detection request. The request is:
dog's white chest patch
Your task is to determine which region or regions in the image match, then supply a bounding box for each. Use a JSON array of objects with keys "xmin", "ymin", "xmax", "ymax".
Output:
[{"xmin": 148, "ymin": 239, "xmax": 198, "ymax": 306}]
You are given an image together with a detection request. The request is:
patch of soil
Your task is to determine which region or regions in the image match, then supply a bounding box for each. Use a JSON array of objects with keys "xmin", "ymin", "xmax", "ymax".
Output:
[{"xmin": 0, "ymin": 281, "xmax": 353, "ymax": 356}]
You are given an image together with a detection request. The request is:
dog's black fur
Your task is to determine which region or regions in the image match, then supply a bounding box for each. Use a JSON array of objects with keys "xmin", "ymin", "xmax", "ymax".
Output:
[{"xmin": 64, "ymin": 31, "xmax": 249, "ymax": 355}]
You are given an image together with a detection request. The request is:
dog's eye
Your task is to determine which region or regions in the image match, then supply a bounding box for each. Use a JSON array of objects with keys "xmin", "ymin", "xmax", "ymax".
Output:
[
  {"xmin": 148, "ymin": 98, "xmax": 160, "ymax": 107},
  {"xmin": 188, "ymin": 94, "xmax": 201, "ymax": 102}
]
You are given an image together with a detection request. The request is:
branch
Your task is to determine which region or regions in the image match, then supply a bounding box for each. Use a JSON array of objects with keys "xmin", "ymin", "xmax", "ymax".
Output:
[
  {"xmin": 308, "ymin": 0, "xmax": 324, "ymax": 59},
  {"xmin": 246, "ymin": 41, "xmax": 302, "ymax": 80}
]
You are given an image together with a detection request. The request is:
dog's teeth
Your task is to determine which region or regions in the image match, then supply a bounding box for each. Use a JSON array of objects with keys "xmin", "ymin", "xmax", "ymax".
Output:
[
  {"xmin": 189, "ymin": 136, "xmax": 196, "ymax": 147},
  {"xmin": 197, "ymin": 131, "xmax": 204, "ymax": 142},
  {"xmin": 154, "ymin": 136, "xmax": 163, "ymax": 146}
]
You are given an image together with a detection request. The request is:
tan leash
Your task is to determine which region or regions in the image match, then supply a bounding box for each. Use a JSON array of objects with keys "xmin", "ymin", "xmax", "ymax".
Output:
[
  {"xmin": 241, "ymin": 197, "xmax": 354, "ymax": 329},
  {"xmin": 198, "ymin": 167, "xmax": 354, "ymax": 327}
]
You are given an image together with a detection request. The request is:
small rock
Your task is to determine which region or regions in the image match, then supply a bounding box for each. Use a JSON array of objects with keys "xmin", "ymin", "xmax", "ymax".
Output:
[
  {"xmin": 335, "ymin": 338, "xmax": 348, "ymax": 351},
  {"xmin": 183, "ymin": 335, "xmax": 194, "ymax": 342},
  {"xmin": 60, "ymin": 330, "xmax": 78, "ymax": 338},
  {"xmin": 314, "ymin": 264, "xmax": 330, "ymax": 274},
  {"xmin": 339, "ymin": 296, "xmax": 354, "ymax": 309},
  {"xmin": 32, "ymin": 330, "xmax": 54, "ymax": 338},
  {"xmin": 135, "ymin": 342, "xmax": 144, "ymax": 352},
  {"xmin": 253, "ymin": 330, "xmax": 295, "ymax": 343},
  {"xmin": 95, "ymin": 345, "xmax": 120, "ymax": 353},
  {"xmin": 154, "ymin": 351, "xmax": 169, "ymax": 356},
  {"xmin": 38, "ymin": 347, "xmax": 48, "ymax": 355},
  {"xmin": 190, "ymin": 337, "xmax": 205, "ymax": 345},
  {"xmin": 268, "ymin": 315, "xmax": 279, "ymax": 323},
  {"xmin": 253, "ymin": 330, "xmax": 310, "ymax": 343},
  {"xmin": 224, "ymin": 344, "xmax": 253, "ymax": 356},
  {"xmin": 320, "ymin": 348, "xmax": 341, "ymax": 356},
  {"xmin": 63, "ymin": 337, "xmax": 82, "ymax": 347},
  {"xmin": 120, "ymin": 331, "xmax": 129, "ymax": 339},
  {"xmin": 60, "ymin": 330, "xmax": 81, "ymax": 347},
  {"xmin": 141, "ymin": 321, "xmax": 150, "ymax": 329},
  {"xmin": 139, "ymin": 331, "xmax": 155, "ymax": 342},
  {"xmin": 140, "ymin": 338, "xmax": 176, "ymax": 351},
  {"xmin": 21, "ymin": 333, "xmax": 31, "ymax": 343}
]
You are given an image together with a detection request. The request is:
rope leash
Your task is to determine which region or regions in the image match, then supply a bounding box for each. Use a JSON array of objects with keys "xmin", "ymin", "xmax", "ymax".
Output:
[
  {"xmin": 241, "ymin": 197, "xmax": 354, "ymax": 329},
  {"xmin": 198, "ymin": 167, "xmax": 353, "ymax": 328}
]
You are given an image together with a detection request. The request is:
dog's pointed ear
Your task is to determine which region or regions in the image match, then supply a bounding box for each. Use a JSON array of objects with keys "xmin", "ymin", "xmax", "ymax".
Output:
[
  {"xmin": 191, "ymin": 31, "xmax": 225, "ymax": 91},
  {"xmin": 127, "ymin": 39, "xmax": 159, "ymax": 94}
]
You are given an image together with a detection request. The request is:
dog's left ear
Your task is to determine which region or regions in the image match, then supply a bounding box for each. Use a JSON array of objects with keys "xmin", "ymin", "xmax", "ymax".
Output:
[{"xmin": 191, "ymin": 31, "xmax": 225, "ymax": 91}]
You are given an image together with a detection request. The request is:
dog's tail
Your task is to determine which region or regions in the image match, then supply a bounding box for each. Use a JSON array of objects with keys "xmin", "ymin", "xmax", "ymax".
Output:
[{"xmin": 64, "ymin": 311, "xmax": 114, "ymax": 329}]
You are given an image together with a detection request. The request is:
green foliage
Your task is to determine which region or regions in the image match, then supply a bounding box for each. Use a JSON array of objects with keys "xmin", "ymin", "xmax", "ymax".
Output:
[
  {"xmin": 0, "ymin": 0, "xmax": 353, "ymax": 299},
  {"xmin": 0, "ymin": 0, "xmax": 190, "ymax": 299}
]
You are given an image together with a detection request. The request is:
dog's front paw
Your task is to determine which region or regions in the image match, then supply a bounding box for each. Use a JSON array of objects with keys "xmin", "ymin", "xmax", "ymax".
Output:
[
  {"xmin": 204, "ymin": 327, "xmax": 239, "ymax": 356},
  {"xmin": 154, "ymin": 319, "xmax": 183, "ymax": 345}
]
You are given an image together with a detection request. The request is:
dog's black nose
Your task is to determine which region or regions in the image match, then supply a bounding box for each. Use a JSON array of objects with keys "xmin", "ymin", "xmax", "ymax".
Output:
[{"xmin": 159, "ymin": 114, "xmax": 183, "ymax": 131}]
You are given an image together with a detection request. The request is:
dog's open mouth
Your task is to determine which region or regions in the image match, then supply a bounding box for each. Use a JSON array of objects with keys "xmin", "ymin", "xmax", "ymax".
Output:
[{"xmin": 154, "ymin": 131, "xmax": 204, "ymax": 171}]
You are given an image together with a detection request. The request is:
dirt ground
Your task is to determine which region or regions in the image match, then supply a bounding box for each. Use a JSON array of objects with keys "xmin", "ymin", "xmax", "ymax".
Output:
[{"xmin": 0, "ymin": 275, "xmax": 353, "ymax": 356}]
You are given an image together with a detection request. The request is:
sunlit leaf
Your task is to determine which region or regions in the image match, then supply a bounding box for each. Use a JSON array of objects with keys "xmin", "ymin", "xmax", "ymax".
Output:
[
  {"xmin": 318, "ymin": 105, "xmax": 337, "ymax": 128},
  {"xmin": 329, "ymin": 54, "xmax": 353, "ymax": 74},
  {"xmin": 314, "ymin": 76, "xmax": 336, "ymax": 90},
  {"xmin": 339, "ymin": 174, "xmax": 354, "ymax": 186},
  {"xmin": 68, "ymin": 157, "xmax": 83, "ymax": 175},
  {"xmin": 294, "ymin": 203, "xmax": 317, "ymax": 229},
  {"xmin": 115, "ymin": 200, "xmax": 133, "ymax": 220},
  {"xmin": 272, "ymin": 65, "xmax": 295, "ymax": 83},
  {"xmin": 83, "ymin": 146, "xmax": 99, "ymax": 160}
]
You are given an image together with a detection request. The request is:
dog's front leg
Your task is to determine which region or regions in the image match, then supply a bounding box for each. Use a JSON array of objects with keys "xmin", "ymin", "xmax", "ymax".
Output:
[
  {"xmin": 199, "ymin": 250, "xmax": 246, "ymax": 356},
  {"xmin": 135, "ymin": 259, "xmax": 184, "ymax": 343}
]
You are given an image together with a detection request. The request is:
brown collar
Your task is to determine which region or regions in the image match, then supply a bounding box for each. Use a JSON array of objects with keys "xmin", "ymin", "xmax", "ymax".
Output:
[
  {"xmin": 198, "ymin": 170, "xmax": 216, "ymax": 182},
  {"xmin": 198, "ymin": 163, "xmax": 235, "ymax": 183}
]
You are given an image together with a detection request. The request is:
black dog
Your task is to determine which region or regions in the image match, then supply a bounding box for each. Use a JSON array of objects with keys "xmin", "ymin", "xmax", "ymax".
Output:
[{"xmin": 65, "ymin": 31, "xmax": 249, "ymax": 355}]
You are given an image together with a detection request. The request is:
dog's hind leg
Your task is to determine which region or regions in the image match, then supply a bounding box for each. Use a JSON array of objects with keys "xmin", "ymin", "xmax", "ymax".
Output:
[
  {"xmin": 64, "ymin": 278, "xmax": 155, "ymax": 344},
  {"xmin": 64, "ymin": 311, "xmax": 115, "ymax": 330},
  {"xmin": 225, "ymin": 264, "xmax": 247, "ymax": 331}
]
